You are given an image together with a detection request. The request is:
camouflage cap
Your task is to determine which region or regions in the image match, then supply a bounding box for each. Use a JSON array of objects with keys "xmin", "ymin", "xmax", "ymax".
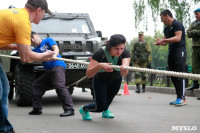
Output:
[
  {"xmin": 194, "ymin": 8, "xmax": 200, "ymax": 13},
  {"xmin": 138, "ymin": 31, "xmax": 144, "ymax": 35}
]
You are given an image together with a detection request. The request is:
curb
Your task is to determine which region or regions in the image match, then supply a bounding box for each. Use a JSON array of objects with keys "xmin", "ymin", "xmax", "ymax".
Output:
[{"xmin": 120, "ymin": 85, "xmax": 200, "ymax": 97}]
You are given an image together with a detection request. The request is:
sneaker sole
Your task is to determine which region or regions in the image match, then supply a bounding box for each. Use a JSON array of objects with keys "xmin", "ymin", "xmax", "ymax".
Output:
[
  {"xmin": 175, "ymin": 103, "xmax": 187, "ymax": 106},
  {"xmin": 60, "ymin": 113, "xmax": 75, "ymax": 117},
  {"xmin": 175, "ymin": 104, "xmax": 184, "ymax": 106},
  {"xmin": 102, "ymin": 116, "xmax": 114, "ymax": 118}
]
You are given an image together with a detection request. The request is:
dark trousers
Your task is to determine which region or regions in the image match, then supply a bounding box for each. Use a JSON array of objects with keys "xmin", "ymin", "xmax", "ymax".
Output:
[
  {"xmin": 168, "ymin": 51, "xmax": 186, "ymax": 99},
  {"xmin": 84, "ymin": 76, "xmax": 122, "ymax": 112},
  {"xmin": 32, "ymin": 66, "xmax": 73, "ymax": 111}
]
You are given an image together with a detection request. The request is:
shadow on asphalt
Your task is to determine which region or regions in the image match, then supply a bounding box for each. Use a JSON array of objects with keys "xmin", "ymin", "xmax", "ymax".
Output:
[{"xmin": 9, "ymin": 91, "xmax": 95, "ymax": 107}]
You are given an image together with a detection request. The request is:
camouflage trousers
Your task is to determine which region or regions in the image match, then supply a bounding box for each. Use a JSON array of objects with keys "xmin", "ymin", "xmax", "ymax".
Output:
[
  {"xmin": 192, "ymin": 47, "xmax": 200, "ymax": 74},
  {"xmin": 133, "ymin": 63, "xmax": 147, "ymax": 84}
]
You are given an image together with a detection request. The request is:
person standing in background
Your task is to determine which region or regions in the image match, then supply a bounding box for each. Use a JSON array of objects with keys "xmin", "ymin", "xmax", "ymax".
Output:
[
  {"xmin": 131, "ymin": 31, "xmax": 152, "ymax": 93},
  {"xmin": 155, "ymin": 9, "xmax": 187, "ymax": 106},
  {"xmin": 186, "ymin": 8, "xmax": 200, "ymax": 100}
]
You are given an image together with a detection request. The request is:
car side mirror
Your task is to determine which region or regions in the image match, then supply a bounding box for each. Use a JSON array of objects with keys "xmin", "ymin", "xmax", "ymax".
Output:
[{"xmin": 96, "ymin": 31, "xmax": 102, "ymax": 37}]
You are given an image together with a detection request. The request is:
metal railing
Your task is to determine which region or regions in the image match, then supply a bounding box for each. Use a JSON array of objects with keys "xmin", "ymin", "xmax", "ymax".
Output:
[{"xmin": 125, "ymin": 65, "xmax": 192, "ymax": 87}]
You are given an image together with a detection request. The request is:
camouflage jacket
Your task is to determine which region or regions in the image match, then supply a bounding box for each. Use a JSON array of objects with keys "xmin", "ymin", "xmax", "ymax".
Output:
[
  {"xmin": 131, "ymin": 41, "xmax": 152, "ymax": 64},
  {"xmin": 187, "ymin": 20, "xmax": 200, "ymax": 47}
]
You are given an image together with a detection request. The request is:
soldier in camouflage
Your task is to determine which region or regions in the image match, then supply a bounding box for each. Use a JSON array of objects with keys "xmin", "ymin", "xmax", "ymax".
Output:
[
  {"xmin": 187, "ymin": 8, "xmax": 200, "ymax": 100},
  {"xmin": 131, "ymin": 31, "xmax": 152, "ymax": 93}
]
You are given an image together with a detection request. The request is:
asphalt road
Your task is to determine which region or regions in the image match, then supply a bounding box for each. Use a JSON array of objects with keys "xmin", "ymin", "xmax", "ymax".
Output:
[{"xmin": 8, "ymin": 88, "xmax": 200, "ymax": 133}]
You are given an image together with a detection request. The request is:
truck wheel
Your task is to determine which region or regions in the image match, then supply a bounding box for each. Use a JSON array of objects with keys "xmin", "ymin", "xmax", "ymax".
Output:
[
  {"xmin": 7, "ymin": 72, "xmax": 14, "ymax": 100},
  {"xmin": 8, "ymin": 80, "xmax": 14, "ymax": 100},
  {"xmin": 15, "ymin": 64, "xmax": 36, "ymax": 107},
  {"xmin": 68, "ymin": 86, "xmax": 74, "ymax": 94}
]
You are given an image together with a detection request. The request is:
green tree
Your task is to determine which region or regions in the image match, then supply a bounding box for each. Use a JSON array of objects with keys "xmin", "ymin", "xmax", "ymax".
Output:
[
  {"xmin": 151, "ymin": 31, "xmax": 168, "ymax": 67},
  {"xmin": 133, "ymin": 0, "xmax": 200, "ymax": 31},
  {"xmin": 185, "ymin": 37, "xmax": 192, "ymax": 65}
]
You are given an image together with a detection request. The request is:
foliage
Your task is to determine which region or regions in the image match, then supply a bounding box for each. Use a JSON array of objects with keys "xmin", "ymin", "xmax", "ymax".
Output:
[
  {"xmin": 133, "ymin": 0, "xmax": 200, "ymax": 31},
  {"xmin": 185, "ymin": 37, "xmax": 192, "ymax": 65}
]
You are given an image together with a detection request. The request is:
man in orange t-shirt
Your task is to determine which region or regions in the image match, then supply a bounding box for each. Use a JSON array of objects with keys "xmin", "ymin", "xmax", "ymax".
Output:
[{"xmin": 0, "ymin": 0, "xmax": 54, "ymax": 132}]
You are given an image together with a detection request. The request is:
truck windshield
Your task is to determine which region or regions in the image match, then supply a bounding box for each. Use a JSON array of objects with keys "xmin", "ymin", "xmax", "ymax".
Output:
[{"xmin": 31, "ymin": 18, "xmax": 91, "ymax": 34}]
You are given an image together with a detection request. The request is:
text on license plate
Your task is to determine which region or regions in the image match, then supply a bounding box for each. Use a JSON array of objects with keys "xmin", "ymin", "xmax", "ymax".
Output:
[{"xmin": 66, "ymin": 63, "xmax": 87, "ymax": 69}]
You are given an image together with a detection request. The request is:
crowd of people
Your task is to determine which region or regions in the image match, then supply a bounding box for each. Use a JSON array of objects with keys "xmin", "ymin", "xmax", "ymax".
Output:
[{"xmin": 0, "ymin": 0, "xmax": 199, "ymax": 132}]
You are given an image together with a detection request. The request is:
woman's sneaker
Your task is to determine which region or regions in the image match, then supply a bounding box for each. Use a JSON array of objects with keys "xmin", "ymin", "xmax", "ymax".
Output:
[
  {"xmin": 102, "ymin": 109, "xmax": 114, "ymax": 118},
  {"xmin": 79, "ymin": 106, "xmax": 92, "ymax": 121}
]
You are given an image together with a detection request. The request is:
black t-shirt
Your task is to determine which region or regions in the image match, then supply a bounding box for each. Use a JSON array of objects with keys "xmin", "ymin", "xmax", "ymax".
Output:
[
  {"xmin": 164, "ymin": 19, "xmax": 186, "ymax": 54},
  {"xmin": 92, "ymin": 47, "xmax": 130, "ymax": 81}
]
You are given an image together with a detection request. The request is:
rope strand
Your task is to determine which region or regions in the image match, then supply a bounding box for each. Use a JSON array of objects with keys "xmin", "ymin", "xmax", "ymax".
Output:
[{"xmin": 0, "ymin": 54, "xmax": 200, "ymax": 80}]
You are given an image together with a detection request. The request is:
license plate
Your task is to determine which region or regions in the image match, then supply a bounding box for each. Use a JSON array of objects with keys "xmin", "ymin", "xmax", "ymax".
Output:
[{"xmin": 66, "ymin": 63, "xmax": 88, "ymax": 69}]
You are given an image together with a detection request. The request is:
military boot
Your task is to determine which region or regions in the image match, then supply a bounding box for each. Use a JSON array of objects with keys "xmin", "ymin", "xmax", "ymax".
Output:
[
  {"xmin": 141, "ymin": 84, "xmax": 145, "ymax": 93},
  {"xmin": 135, "ymin": 84, "xmax": 140, "ymax": 93},
  {"xmin": 187, "ymin": 80, "xmax": 199, "ymax": 90}
]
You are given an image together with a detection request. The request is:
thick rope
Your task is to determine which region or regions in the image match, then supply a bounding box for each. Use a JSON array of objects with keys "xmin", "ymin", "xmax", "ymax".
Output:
[
  {"xmin": 0, "ymin": 54, "xmax": 200, "ymax": 80},
  {"xmin": 68, "ymin": 76, "xmax": 87, "ymax": 87}
]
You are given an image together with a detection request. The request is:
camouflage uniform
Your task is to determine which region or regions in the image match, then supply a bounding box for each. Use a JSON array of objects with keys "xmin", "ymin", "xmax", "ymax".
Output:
[
  {"xmin": 131, "ymin": 33, "xmax": 152, "ymax": 93},
  {"xmin": 187, "ymin": 10, "xmax": 200, "ymax": 90}
]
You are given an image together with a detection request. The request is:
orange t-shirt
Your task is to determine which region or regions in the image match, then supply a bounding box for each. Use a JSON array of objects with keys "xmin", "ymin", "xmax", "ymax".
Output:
[{"xmin": 0, "ymin": 8, "xmax": 31, "ymax": 48}]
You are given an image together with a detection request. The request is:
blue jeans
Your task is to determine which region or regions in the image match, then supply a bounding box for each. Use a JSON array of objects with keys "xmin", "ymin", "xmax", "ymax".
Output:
[{"xmin": 0, "ymin": 64, "xmax": 13, "ymax": 132}]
